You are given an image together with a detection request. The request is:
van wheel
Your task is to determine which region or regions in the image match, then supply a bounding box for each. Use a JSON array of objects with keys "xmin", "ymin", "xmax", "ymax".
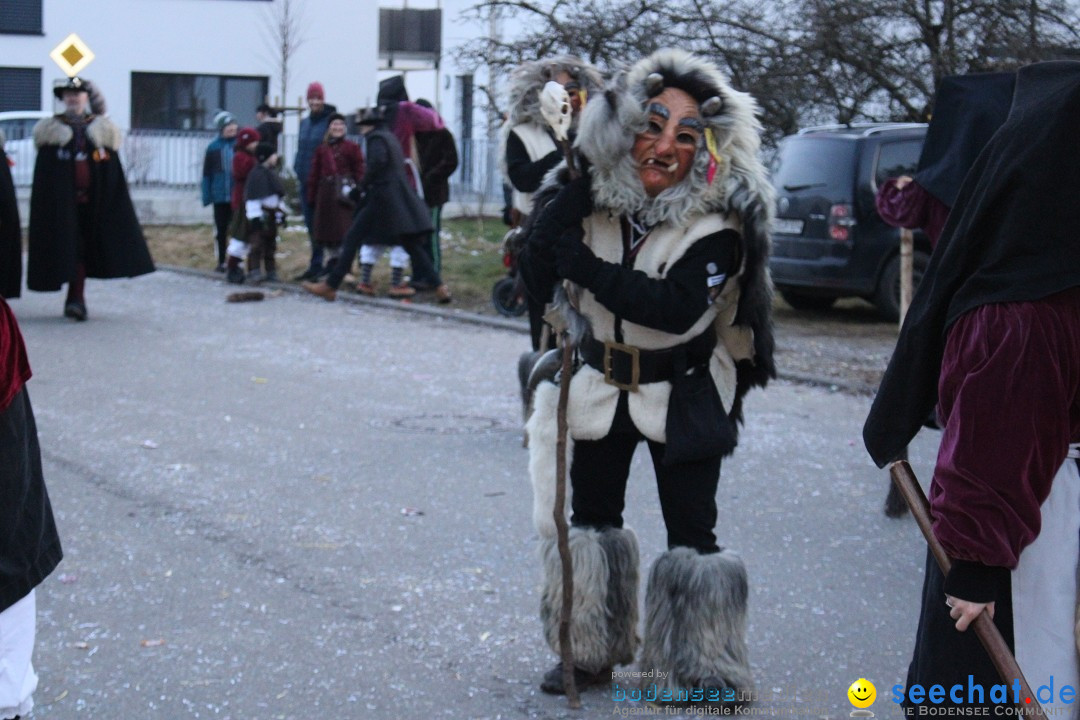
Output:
[
  {"xmin": 874, "ymin": 251, "xmax": 930, "ymax": 323},
  {"xmin": 780, "ymin": 289, "xmax": 836, "ymax": 311}
]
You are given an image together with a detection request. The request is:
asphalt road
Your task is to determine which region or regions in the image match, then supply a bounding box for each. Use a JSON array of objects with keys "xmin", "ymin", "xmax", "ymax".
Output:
[{"xmin": 10, "ymin": 270, "xmax": 940, "ymax": 720}]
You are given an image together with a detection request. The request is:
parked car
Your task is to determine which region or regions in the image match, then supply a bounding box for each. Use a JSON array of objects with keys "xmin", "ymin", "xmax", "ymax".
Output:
[
  {"xmin": 768, "ymin": 123, "xmax": 929, "ymax": 322},
  {"xmin": 0, "ymin": 110, "xmax": 52, "ymax": 186}
]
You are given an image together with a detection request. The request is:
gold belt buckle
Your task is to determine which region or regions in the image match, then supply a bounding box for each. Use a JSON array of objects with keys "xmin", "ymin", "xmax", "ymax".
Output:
[{"xmin": 602, "ymin": 341, "xmax": 640, "ymax": 392}]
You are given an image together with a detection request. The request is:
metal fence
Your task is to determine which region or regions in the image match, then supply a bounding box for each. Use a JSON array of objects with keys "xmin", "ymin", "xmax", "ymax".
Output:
[{"xmin": 9, "ymin": 128, "xmax": 504, "ymax": 208}]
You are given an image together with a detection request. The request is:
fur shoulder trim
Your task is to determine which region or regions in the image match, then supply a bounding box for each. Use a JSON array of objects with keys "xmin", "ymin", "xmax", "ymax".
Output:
[
  {"xmin": 87, "ymin": 116, "xmax": 123, "ymax": 151},
  {"xmin": 33, "ymin": 115, "xmax": 122, "ymax": 151},
  {"xmin": 34, "ymin": 117, "xmax": 73, "ymax": 148}
]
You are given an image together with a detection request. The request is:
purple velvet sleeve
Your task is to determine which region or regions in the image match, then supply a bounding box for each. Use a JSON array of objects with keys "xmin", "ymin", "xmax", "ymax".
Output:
[
  {"xmin": 875, "ymin": 178, "xmax": 950, "ymax": 247},
  {"xmin": 930, "ymin": 288, "xmax": 1080, "ymax": 570}
]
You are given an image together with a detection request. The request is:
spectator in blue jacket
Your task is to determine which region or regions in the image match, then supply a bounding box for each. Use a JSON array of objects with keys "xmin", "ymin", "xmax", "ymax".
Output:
[
  {"xmin": 292, "ymin": 82, "xmax": 337, "ymax": 281},
  {"xmin": 201, "ymin": 111, "xmax": 237, "ymax": 272}
]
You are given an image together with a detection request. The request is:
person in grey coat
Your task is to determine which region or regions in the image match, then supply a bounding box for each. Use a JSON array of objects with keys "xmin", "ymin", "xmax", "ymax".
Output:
[{"xmin": 302, "ymin": 106, "xmax": 452, "ymax": 303}]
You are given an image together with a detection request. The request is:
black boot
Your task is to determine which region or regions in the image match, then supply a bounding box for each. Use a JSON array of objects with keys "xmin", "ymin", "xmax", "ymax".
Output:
[{"xmin": 540, "ymin": 661, "xmax": 612, "ymax": 695}]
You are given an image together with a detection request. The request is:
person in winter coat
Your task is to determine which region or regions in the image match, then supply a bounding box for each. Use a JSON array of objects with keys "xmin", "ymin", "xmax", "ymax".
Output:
[
  {"xmin": 306, "ymin": 113, "xmax": 363, "ymax": 278},
  {"xmin": 413, "ymin": 98, "xmax": 459, "ymax": 287},
  {"xmin": 27, "ymin": 77, "xmax": 154, "ymax": 321},
  {"xmin": 0, "ymin": 297, "xmax": 63, "ymax": 720},
  {"xmin": 518, "ymin": 49, "xmax": 775, "ymax": 703},
  {"xmin": 254, "ymin": 103, "xmax": 282, "ymax": 151},
  {"xmin": 302, "ymin": 106, "xmax": 451, "ymax": 304},
  {"xmin": 224, "ymin": 127, "xmax": 260, "ymax": 284},
  {"xmin": 293, "ymin": 82, "xmax": 338, "ymax": 281},
  {"xmin": 201, "ymin": 111, "xmax": 238, "ymax": 272}
]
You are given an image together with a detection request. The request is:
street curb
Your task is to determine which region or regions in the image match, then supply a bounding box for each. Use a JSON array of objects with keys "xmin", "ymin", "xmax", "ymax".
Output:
[{"xmin": 160, "ymin": 265, "xmax": 876, "ymax": 396}]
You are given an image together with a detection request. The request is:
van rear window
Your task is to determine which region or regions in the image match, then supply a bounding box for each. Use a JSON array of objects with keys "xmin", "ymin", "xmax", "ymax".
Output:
[{"xmin": 771, "ymin": 137, "xmax": 856, "ymax": 195}]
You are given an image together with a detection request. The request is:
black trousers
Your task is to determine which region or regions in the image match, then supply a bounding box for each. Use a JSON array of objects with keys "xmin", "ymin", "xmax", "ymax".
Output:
[
  {"xmin": 902, "ymin": 548, "xmax": 1014, "ymax": 711},
  {"xmin": 570, "ymin": 393, "xmax": 722, "ymax": 553},
  {"xmin": 212, "ymin": 202, "xmax": 232, "ymax": 264},
  {"xmin": 327, "ymin": 205, "xmax": 442, "ymax": 291}
]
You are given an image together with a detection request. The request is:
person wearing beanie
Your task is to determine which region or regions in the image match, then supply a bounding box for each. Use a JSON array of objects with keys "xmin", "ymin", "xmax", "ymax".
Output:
[
  {"xmin": 411, "ymin": 98, "xmax": 458, "ymax": 290},
  {"xmin": 306, "ymin": 112, "xmax": 363, "ymax": 285},
  {"xmin": 303, "ymin": 107, "xmax": 451, "ymax": 304},
  {"xmin": 242, "ymin": 142, "xmax": 286, "ymax": 284},
  {"xmin": 224, "ymin": 127, "xmax": 260, "ymax": 283},
  {"xmin": 293, "ymin": 81, "xmax": 338, "ymax": 281},
  {"xmin": 517, "ymin": 48, "xmax": 775, "ymax": 702},
  {"xmin": 26, "ymin": 76, "xmax": 154, "ymax": 320},
  {"xmin": 202, "ymin": 112, "xmax": 238, "ymax": 271}
]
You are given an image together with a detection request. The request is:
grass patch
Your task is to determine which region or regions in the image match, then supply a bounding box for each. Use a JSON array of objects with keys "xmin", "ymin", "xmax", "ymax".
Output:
[{"xmin": 143, "ymin": 216, "xmax": 513, "ymax": 315}]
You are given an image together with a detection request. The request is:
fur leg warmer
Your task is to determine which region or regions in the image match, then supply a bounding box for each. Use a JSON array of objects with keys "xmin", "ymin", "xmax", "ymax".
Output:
[
  {"xmin": 540, "ymin": 526, "xmax": 639, "ymax": 673},
  {"xmin": 640, "ymin": 547, "xmax": 753, "ymax": 701},
  {"xmin": 526, "ymin": 381, "xmax": 572, "ymax": 538}
]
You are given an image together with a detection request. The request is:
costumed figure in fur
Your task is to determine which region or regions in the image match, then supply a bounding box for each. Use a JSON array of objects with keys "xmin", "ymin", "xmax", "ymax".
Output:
[
  {"xmin": 27, "ymin": 77, "xmax": 154, "ymax": 321},
  {"xmin": 501, "ymin": 55, "xmax": 604, "ymax": 356},
  {"xmin": 518, "ymin": 48, "xmax": 775, "ymax": 702}
]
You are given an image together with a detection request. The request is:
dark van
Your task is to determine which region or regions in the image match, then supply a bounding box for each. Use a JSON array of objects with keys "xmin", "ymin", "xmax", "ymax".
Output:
[{"xmin": 769, "ymin": 123, "xmax": 929, "ymax": 321}]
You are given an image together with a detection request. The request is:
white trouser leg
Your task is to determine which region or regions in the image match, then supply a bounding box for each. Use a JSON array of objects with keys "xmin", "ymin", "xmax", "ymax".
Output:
[
  {"xmin": 0, "ymin": 590, "xmax": 38, "ymax": 720},
  {"xmin": 1012, "ymin": 457, "xmax": 1080, "ymax": 717}
]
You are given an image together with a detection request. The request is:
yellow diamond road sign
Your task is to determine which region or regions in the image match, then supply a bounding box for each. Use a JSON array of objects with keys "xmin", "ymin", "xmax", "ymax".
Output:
[{"xmin": 50, "ymin": 33, "xmax": 95, "ymax": 77}]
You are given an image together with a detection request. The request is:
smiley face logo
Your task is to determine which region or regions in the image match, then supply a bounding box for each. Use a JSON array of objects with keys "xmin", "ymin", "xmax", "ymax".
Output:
[{"xmin": 847, "ymin": 678, "xmax": 876, "ymax": 708}]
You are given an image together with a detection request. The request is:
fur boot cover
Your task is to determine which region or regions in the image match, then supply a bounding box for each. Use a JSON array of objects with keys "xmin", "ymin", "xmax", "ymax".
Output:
[
  {"xmin": 540, "ymin": 526, "xmax": 639, "ymax": 673},
  {"xmin": 640, "ymin": 547, "xmax": 753, "ymax": 704}
]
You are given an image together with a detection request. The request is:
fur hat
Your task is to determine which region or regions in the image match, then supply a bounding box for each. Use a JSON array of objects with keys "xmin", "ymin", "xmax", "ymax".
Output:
[
  {"xmin": 235, "ymin": 127, "xmax": 260, "ymax": 149},
  {"xmin": 53, "ymin": 76, "xmax": 89, "ymax": 99},
  {"xmin": 255, "ymin": 142, "xmax": 277, "ymax": 163},
  {"xmin": 306, "ymin": 82, "xmax": 325, "ymax": 100}
]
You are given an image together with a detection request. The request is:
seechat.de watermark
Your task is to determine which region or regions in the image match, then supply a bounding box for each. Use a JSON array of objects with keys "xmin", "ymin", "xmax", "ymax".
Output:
[{"xmin": 893, "ymin": 675, "xmax": 1075, "ymax": 716}]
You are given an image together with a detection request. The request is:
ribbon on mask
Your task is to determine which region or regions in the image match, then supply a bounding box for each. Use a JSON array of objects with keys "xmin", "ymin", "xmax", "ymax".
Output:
[{"xmin": 705, "ymin": 127, "xmax": 724, "ymax": 185}]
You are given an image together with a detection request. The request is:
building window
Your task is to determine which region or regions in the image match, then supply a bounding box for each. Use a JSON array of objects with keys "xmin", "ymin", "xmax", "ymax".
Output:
[
  {"xmin": 130, "ymin": 72, "xmax": 268, "ymax": 131},
  {"xmin": 0, "ymin": 67, "xmax": 41, "ymax": 112},
  {"xmin": 0, "ymin": 0, "xmax": 42, "ymax": 35}
]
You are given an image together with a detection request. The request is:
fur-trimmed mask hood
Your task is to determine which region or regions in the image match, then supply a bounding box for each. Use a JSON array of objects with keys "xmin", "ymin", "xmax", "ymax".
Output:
[
  {"xmin": 576, "ymin": 48, "xmax": 773, "ymax": 229},
  {"xmin": 34, "ymin": 114, "xmax": 123, "ymax": 152},
  {"xmin": 504, "ymin": 55, "xmax": 605, "ymax": 130}
]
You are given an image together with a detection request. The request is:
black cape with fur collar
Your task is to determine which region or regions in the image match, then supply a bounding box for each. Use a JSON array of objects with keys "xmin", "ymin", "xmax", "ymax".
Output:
[
  {"xmin": 0, "ymin": 143, "xmax": 20, "ymax": 299},
  {"xmin": 27, "ymin": 115, "xmax": 153, "ymax": 292},
  {"xmin": 864, "ymin": 61, "xmax": 1080, "ymax": 467}
]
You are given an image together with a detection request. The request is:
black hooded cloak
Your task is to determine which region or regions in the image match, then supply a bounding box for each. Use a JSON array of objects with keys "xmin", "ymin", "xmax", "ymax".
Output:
[{"xmin": 865, "ymin": 61, "xmax": 1080, "ymax": 467}]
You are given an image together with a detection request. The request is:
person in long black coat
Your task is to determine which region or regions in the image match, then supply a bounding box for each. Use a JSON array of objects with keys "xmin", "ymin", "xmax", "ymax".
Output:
[
  {"xmin": 0, "ymin": 133, "xmax": 20, "ymax": 300},
  {"xmin": 27, "ymin": 77, "xmax": 154, "ymax": 321},
  {"xmin": 302, "ymin": 106, "xmax": 452, "ymax": 303}
]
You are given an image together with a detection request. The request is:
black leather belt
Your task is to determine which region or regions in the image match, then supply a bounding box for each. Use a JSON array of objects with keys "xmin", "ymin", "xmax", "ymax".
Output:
[{"xmin": 579, "ymin": 327, "xmax": 716, "ymax": 392}]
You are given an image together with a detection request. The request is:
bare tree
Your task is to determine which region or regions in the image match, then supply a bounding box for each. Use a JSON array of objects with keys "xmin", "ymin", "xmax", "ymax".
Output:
[
  {"xmin": 261, "ymin": 0, "xmax": 308, "ymax": 108},
  {"xmin": 458, "ymin": 0, "xmax": 1080, "ymax": 142}
]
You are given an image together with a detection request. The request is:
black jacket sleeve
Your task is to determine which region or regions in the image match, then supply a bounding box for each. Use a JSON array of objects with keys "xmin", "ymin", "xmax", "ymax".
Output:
[
  {"xmin": 506, "ymin": 130, "xmax": 562, "ymax": 193},
  {"xmin": 585, "ymin": 229, "xmax": 742, "ymax": 335}
]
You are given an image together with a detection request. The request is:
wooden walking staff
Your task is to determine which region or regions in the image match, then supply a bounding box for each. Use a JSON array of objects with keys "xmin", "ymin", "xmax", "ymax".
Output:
[
  {"xmin": 540, "ymin": 79, "xmax": 584, "ymax": 708},
  {"xmin": 889, "ymin": 461, "xmax": 1044, "ymax": 716}
]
